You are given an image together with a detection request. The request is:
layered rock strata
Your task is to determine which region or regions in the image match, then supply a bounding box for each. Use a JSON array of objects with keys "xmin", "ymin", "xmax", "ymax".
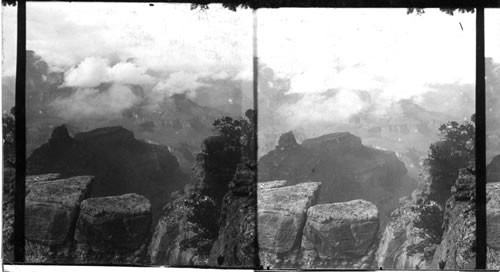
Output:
[{"xmin": 25, "ymin": 175, "xmax": 93, "ymax": 262}]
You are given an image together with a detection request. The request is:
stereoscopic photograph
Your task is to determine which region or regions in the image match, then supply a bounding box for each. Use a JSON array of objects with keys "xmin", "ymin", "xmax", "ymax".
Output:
[
  {"xmin": 2, "ymin": 2, "xmax": 256, "ymax": 267},
  {"xmin": 2, "ymin": 2, "xmax": 499, "ymax": 271},
  {"xmin": 256, "ymin": 8, "xmax": 477, "ymax": 270}
]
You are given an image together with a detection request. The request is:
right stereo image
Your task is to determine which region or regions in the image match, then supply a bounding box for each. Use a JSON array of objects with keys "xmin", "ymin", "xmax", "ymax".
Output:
[{"xmin": 256, "ymin": 7, "xmax": 497, "ymax": 270}]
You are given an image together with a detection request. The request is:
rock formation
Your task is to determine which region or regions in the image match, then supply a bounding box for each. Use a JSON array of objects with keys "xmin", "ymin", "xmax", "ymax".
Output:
[
  {"xmin": 208, "ymin": 163, "xmax": 257, "ymax": 267},
  {"xmin": 375, "ymin": 196, "xmax": 442, "ymax": 269},
  {"xmin": 258, "ymin": 182, "xmax": 321, "ymax": 268},
  {"xmin": 74, "ymin": 193, "xmax": 152, "ymax": 264},
  {"xmin": 432, "ymin": 168, "xmax": 476, "ymax": 269},
  {"xmin": 487, "ymin": 182, "xmax": 500, "ymax": 269},
  {"xmin": 25, "ymin": 175, "xmax": 94, "ymax": 262},
  {"xmin": 27, "ymin": 125, "xmax": 187, "ymax": 223},
  {"xmin": 149, "ymin": 162, "xmax": 257, "ymax": 267},
  {"xmin": 377, "ymin": 167, "xmax": 475, "ymax": 270},
  {"xmin": 301, "ymin": 200, "xmax": 379, "ymax": 269},
  {"xmin": 258, "ymin": 131, "xmax": 408, "ymax": 226}
]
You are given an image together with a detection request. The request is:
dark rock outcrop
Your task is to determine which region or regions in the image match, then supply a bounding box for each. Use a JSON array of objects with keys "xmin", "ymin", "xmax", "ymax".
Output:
[
  {"xmin": 208, "ymin": 163, "xmax": 257, "ymax": 267},
  {"xmin": 431, "ymin": 169, "xmax": 475, "ymax": 269},
  {"xmin": 74, "ymin": 193, "xmax": 152, "ymax": 264},
  {"xmin": 27, "ymin": 125, "xmax": 187, "ymax": 223},
  {"xmin": 25, "ymin": 176, "xmax": 94, "ymax": 262},
  {"xmin": 149, "ymin": 162, "xmax": 257, "ymax": 267},
  {"xmin": 258, "ymin": 182, "xmax": 321, "ymax": 268},
  {"xmin": 258, "ymin": 131, "xmax": 408, "ymax": 225},
  {"xmin": 301, "ymin": 200, "xmax": 379, "ymax": 269},
  {"xmin": 149, "ymin": 184, "xmax": 215, "ymax": 266}
]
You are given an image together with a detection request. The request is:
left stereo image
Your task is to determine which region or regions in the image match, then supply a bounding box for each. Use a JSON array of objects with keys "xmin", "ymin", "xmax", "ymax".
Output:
[{"xmin": 2, "ymin": 2, "xmax": 257, "ymax": 267}]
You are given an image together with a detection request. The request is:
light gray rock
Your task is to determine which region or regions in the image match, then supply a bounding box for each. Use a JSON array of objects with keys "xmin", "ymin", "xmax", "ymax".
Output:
[
  {"xmin": 301, "ymin": 200, "xmax": 379, "ymax": 269},
  {"xmin": 258, "ymin": 182, "xmax": 321, "ymax": 268}
]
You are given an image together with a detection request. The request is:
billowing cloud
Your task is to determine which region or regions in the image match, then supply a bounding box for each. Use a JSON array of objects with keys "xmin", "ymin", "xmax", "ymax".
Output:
[
  {"xmin": 64, "ymin": 57, "xmax": 155, "ymax": 88},
  {"xmin": 152, "ymin": 71, "xmax": 208, "ymax": 99},
  {"xmin": 50, "ymin": 84, "xmax": 140, "ymax": 119},
  {"xmin": 64, "ymin": 57, "xmax": 110, "ymax": 88}
]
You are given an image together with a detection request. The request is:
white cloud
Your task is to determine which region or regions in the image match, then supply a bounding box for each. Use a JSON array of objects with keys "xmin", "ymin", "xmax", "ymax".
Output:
[
  {"xmin": 152, "ymin": 71, "xmax": 207, "ymax": 99},
  {"xmin": 64, "ymin": 57, "xmax": 110, "ymax": 88},
  {"xmin": 258, "ymin": 8, "xmax": 476, "ymax": 99},
  {"xmin": 24, "ymin": 3, "xmax": 252, "ymax": 78}
]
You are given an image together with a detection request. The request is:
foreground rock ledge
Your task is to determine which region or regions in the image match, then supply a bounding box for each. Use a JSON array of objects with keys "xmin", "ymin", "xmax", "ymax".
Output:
[
  {"xmin": 258, "ymin": 182, "xmax": 321, "ymax": 268},
  {"xmin": 74, "ymin": 193, "xmax": 152, "ymax": 264},
  {"xmin": 301, "ymin": 199, "xmax": 379, "ymax": 269},
  {"xmin": 25, "ymin": 175, "xmax": 94, "ymax": 262}
]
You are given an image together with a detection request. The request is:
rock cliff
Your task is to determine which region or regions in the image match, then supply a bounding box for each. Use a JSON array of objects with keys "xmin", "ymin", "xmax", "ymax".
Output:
[
  {"xmin": 431, "ymin": 168, "xmax": 476, "ymax": 269},
  {"xmin": 375, "ymin": 196, "xmax": 442, "ymax": 269},
  {"xmin": 27, "ymin": 125, "xmax": 187, "ymax": 223},
  {"xmin": 487, "ymin": 182, "xmax": 500, "ymax": 269},
  {"xmin": 149, "ymin": 162, "xmax": 257, "ymax": 267},
  {"xmin": 258, "ymin": 131, "xmax": 408, "ymax": 226},
  {"xmin": 257, "ymin": 181, "xmax": 379, "ymax": 269},
  {"xmin": 258, "ymin": 182, "xmax": 321, "ymax": 268},
  {"xmin": 208, "ymin": 163, "xmax": 257, "ymax": 267},
  {"xmin": 301, "ymin": 200, "xmax": 379, "ymax": 269},
  {"xmin": 74, "ymin": 193, "xmax": 152, "ymax": 264},
  {"xmin": 25, "ymin": 176, "xmax": 94, "ymax": 263},
  {"xmin": 24, "ymin": 173, "xmax": 153, "ymax": 264},
  {"xmin": 377, "ymin": 167, "xmax": 475, "ymax": 270}
]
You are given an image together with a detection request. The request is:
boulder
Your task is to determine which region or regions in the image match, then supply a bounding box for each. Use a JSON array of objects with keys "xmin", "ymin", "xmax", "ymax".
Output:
[
  {"xmin": 258, "ymin": 182, "xmax": 321, "ymax": 268},
  {"xmin": 301, "ymin": 200, "xmax": 379, "ymax": 269},
  {"xmin": 74, "ymin": 193, "xmax": 152, "ymax": 264},
  {"xmin": 25, "ymin": 176, "xmax": 93, "ymax": 262}
]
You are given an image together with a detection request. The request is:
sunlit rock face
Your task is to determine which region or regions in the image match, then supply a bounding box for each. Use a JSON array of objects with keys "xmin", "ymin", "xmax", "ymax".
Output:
[
  {"xmin": 301, "ymin": 200, "xmax": 379, "ymax": 269},
  {"xmin": 258, "ymin": 182, "xmax": 321, "ymax": 268}
]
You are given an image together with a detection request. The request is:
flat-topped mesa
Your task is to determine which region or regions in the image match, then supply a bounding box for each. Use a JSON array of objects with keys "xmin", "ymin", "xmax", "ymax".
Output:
[
  {"xmin": 74, "ymin": 193, "xmax": 152, "ymax": 264},
  {"xmin": 258, "ymin": 180, "xmax": 287, "ymax": 190},
  {"xmin": 74, "ymin": 126, "xmax": 135, "ymax": 144},
  {"xmin": 25, "ymin": 175, "xmax": 94, "ymax": 263},
  {"xmin": 301, "ymin": 200, "xmax": 379, "ymax": 269},
  {"xmin": 302, "ymin": 132, "xmax": 362, "ymax": 150},
  {"xmin": 258, "ymin": 182, "xmax": 321, "ymax": 268}
]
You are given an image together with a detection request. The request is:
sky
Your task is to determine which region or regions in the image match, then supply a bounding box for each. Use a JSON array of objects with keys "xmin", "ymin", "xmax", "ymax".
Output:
[
  {"xmin": 258, "ymin": 8, "xmax": 477, "ymax": 100},
  {"xmin": 2, "ymin": 3, "xmax": 253, "ymax": 89}
]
